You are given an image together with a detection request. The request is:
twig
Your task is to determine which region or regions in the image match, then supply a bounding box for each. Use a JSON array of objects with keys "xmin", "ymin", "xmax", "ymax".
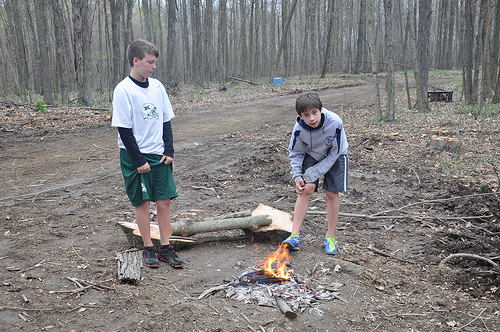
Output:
[
  {"xmin": 19, "ymin": 259, "xmax": 47, "ymax": 273},
  {"xmin": 367, "ymin": 246, "xmax": 417, "ymax": 264},
  {"xmin": 453, "ymin": 308, "xmax": 487, "ymax": 331},
  {"xmin": 171, "ymin": 284, "xmax": 197, "ymax": 300},
  {"xmin": 70, "ymin": 244, "xmax": 89, "ymax": 265},
  {"xmin": 191, "ymin": 185, "xmax": 220, "ymax": 198},
  {"xmin": 241, "ymin": 312, "xmax": 253, "ymax": 324},
  {"xmin": 439, "ymin": 253, "xmax": 499, "ymax": 272},
  {"xmin": 59, "ymin": 278, "xmax": 113, "ymax": 300},
  {"xmin": 197, "ymin": 283, "xmax": 230, "ymax": 299}
]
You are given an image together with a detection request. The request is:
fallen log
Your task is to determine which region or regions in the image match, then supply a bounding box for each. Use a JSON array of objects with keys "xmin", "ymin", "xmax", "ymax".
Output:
[
  {"xmin": 117, "ymin": 205, "xmax": 292, "ymax": 249},
  {"xmin": 116, "ymin": 249, "xmax": 142, "ymax": 283},
  {"xmin": 172, "ymin": 214, "xmax": 272, "ymax": 236}
]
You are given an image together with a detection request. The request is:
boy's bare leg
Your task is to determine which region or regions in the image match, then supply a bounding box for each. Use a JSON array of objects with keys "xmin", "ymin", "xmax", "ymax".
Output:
[
  {"xmin": 325, "ymin": 191, "xmax": 339, "ymax": 238},
  {"xmin": 291, "ymin": 184, "xmax": 315, "ymax": 236},
  {"xmin": 135, "ymin": 201, "xmax": 153, "ymax": 247},
  {"xmin": 156, "ymin": 198, "xmax": 171, "ymax": 245}
]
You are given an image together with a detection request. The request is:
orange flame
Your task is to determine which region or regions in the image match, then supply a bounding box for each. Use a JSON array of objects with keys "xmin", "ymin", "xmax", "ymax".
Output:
[{"xmin": 261, "ymin": 244, "xmax": 293, "ymax": 280}]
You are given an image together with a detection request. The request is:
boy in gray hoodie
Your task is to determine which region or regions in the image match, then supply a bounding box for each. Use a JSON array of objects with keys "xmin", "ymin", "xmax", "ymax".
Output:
[{"xmin": 282, "ymin": 92, "xmax": 349, "ymax": 254}]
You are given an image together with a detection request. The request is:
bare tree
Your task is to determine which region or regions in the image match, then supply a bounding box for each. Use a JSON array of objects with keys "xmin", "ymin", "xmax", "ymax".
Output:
[
  {"xmin": 52, "ymin": 0, "xmax": 71, "ymax": 105},
  {"xmin": 354, "ymin": 0, "xmax": 368, "ymax": 73},
  {"xmin": 367, "ymin": 0, "xmax": 382, "ymax": 119},
  {"xmin": 383, "ymin": 0, "xmax": 395, "ymax": 121},
  {"xmin": 493, "ymin": 0, "xmax": 500, "ymax": 103},
  {"xmin": 191, "ymin": 0, "xmax": 203, "ymax": 85},
  {"xmin": 5, "ymin": 0, "xmax": 29, "ymax": 97},
  {"xmin": 416, "ymin": 0, "xmax": 431, "ymax": 112},
  {"xmin": 320, "ymin": 0, "xmax": 335, "ymax": 78},
  {"xmin": 166, "ymin": 0, "xmax": 177, "ymax": 88},
  {"xmin": 72, "ymin": 0, "xmax": 92, "ymax": 106}
]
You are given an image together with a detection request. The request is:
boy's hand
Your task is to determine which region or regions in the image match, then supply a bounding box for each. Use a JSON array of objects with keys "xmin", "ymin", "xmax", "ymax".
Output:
[
  {"xmin": 137, "ymin": 162, "xmax": 150, "ymax": 174},
  {"xmin": 295, "ymin": 178, "xmax": 305, "ymax": 194},
  {"xmin": 160, "ymin": 156, "xmax": 173, "ymax": 165}
]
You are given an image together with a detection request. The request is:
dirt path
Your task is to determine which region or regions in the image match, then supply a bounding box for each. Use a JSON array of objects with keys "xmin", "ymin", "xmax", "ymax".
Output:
[{"xmin": 1, "ymin": 75, "xmax": 498, "ymax": 331}]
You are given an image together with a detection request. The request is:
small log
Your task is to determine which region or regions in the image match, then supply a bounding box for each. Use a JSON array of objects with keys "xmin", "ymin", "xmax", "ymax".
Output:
[
  {"xmin": 275, "ymin": 295, "xmax": 297, "ymax": 318},
  {"xmin": 116, "ymin": 250, "xmax": 142, "ymax": 283}
]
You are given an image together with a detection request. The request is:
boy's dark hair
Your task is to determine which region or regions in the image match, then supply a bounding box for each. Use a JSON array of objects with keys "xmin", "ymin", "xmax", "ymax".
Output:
[
  {"xmin": 126, "ymin": 39, "xmax": 159, "ymax": 67},
  {"xmin": 295, "ymin": 92, "xmax": 323, "ymax": 116}
]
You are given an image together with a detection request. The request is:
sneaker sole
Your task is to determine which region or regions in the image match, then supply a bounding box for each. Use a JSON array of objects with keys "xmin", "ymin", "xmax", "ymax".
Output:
[
  {"xmin": 158, "ymin": 256, "xmax": 184, "ymax": 268},
  {"xmin": 143, "ymin": 261, "xmax": 160, "ymax": 268},
  {"xmin": 283, "ymin": 242, "xmax": 299, "ymax": 251}
]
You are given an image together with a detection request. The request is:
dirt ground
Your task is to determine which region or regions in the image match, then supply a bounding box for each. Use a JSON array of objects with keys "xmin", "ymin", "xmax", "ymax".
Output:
[{"xmin": 1, "ymin": 74, "xmax": 499, "ymax": 331}]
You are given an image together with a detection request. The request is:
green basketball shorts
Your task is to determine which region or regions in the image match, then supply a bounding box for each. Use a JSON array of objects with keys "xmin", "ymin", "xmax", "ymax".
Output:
[{"xmin": 120, "ymin": 149, "xmax": 178, "ymax": 206}]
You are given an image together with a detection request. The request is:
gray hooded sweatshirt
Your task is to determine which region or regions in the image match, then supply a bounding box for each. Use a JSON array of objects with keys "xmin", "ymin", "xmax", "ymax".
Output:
[{"xmin": 288, "ymin": 108, "xmax": 348, "ymax": 183}]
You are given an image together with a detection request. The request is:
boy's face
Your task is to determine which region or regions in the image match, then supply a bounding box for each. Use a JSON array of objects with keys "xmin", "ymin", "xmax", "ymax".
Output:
[
  {"xmin": 299, "ymin": 107, "xmax": 322, "ymax": 128},
  {"xmin": 130, "ymin": 53, "xmax": 157, "ymax": 82}
]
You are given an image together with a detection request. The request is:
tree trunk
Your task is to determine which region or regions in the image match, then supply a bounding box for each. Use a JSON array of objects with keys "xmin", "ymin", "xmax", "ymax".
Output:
[
  {"xmin": 52, "ymin": 0, "xmax": 70, "ymax": 106},
  {"xmin": 320, "ymin": 0, "xmax": 335, "ymax": 78},
  {"xmin": 166, "ymin": 0, "xmax": 177, "ymax": 88},
  {"xmin": 191, "ymin": 0, "xmax": 203, "ymax": 86},
  {"xmin": 203, "ymin": 0, "xmax": 214, "ymax": 82},
  {"xmin": 354, "ymin": 0, "xmax": 367, "ymax": 74},
  {"xmin": 383, "ymin": 0, "xmax": 395, "ymax": 121},
  {"xmin": 367, "ymin": 0, "xmax": 381, "ymax": 119},
  {"xmin": 181, "ymin": 0, "xmax": 191, "ymax": 83},
  {"xmin": 274, "ymin": 0, "xmax": 299, "ymax": 77},
  {"xmin": 72, "ymin": 0, "xmax": 93, "ymax": 106},
  {"xmin": 463, "ymin": 0, "xmax": 475, "ymax": 103},
  {"xmin": 416, "ymin": 0, "xmax": 432, "ymax": 112},
  {"xmin": 494, "ymin": 0, "xmax": 500, "ymax": 103},
  {"xmin": 5, "ymin": 0, "xmax": 29, "ymax": 98}
]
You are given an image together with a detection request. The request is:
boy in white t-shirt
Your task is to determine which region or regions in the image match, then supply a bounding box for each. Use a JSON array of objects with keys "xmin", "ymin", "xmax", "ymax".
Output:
[{"xmin": 112, "ymin": 39, "xmax": 184, "ymax": 268}]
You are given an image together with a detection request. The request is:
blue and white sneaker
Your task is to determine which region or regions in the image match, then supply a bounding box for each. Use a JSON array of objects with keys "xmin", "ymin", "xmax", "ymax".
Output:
[
  {"xmin": 282, "ymin": 233, "xmax": 300, "ymax": 251},
  {"xmin": 324, "ymin": 236, "xmax": 338, "ymax": 255}
]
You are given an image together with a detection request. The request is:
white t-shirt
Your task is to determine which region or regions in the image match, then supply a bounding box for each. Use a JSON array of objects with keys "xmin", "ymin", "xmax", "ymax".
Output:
[{"xmin": 111, "ymin": 77, "xmax": 175, "ymax": 155}]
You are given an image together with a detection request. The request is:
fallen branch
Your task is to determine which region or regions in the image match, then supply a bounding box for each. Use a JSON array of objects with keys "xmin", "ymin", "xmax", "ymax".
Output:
[
  {"xmin": 19, "ymin": 259, "xmax": 47, "ymax": 273},
  {"xmin": 59, "ymin": 278, "xmax": 113, "ymax": 300},
  {"xmin": 228, "ymin": 76, "xmax": 260, "ymax": 85},
  {"xmin": 439, "ymin": 253, "xmax": 499, "ymax": 272},
  {"xmin": 307, "ymin": 210, "xmax": 493, "ymax": 222},
  {"xmin": 367, "ymin": 246, "xmax": 417, "ymax": 264},
  {"xmin": 197, "ymin": 283, "xmax": 231, "ymax": 299},
  {"xmin": 275, "ymin": 295, "xmax": 297, "ymax": 318}
]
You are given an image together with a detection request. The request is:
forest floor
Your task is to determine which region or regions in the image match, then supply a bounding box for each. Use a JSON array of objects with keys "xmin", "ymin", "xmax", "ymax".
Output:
[{"xmin": 0, "ymin": 72, "xmax": 499, "ymax": 331}]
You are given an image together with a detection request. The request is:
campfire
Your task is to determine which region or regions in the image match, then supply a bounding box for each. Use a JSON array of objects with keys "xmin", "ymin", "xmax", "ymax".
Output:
[
  {"xmin": 238, "ymin": 244, "xmax": 294, "ymax": 285},
  {"xmin": 198, "ymin": 244, "xmax": 346, "ymax": 318}
]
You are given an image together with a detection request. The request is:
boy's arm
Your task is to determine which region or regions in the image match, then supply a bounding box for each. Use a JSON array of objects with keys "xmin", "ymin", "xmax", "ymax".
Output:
[
  {"xmin": 162, "ymin": 121, "xmax": 174, "ymax": 158},
  {"xmin": 288, "ymin": 129, "xmax": 306, "ymax": 182},
  {"xmin": 117, "ymin": 127, "xmax": 147, "ymax": 168}
]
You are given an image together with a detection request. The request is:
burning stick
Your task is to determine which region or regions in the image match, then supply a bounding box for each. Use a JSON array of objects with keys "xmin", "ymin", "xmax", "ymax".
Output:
[{"xmin": 275, "ymin": 295, "xmax": 297, "ymax": 318}]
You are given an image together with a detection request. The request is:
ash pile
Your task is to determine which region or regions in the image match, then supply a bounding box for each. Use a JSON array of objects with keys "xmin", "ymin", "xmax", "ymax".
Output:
[{"xmin": 198, "ymin": 245, "xmax": 347, "ymax": 318}]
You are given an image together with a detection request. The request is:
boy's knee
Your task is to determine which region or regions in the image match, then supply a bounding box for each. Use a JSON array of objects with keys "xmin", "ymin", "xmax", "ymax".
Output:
[{"xmin": 326, "ymin": 192, "xmax": 339, "ymax": 200}]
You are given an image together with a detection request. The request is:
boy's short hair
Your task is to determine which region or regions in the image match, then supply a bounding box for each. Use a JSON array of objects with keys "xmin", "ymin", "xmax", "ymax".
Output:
[
  {"xmin": 295, "ymin": 92, "xmax": 323, "ymax": 115},
  {"xmin": 126, "ymin": 39, "xmax": 159, "ymax": 67}
]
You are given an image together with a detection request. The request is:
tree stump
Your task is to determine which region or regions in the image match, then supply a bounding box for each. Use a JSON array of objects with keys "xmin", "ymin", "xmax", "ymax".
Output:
[
  {"xmin": 430, "ymin": 135, "xmax": 463, "ymax": 153},
  {"xmin": 116, "ymin": 249, "xmax": 142, "ymax": 283}
]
